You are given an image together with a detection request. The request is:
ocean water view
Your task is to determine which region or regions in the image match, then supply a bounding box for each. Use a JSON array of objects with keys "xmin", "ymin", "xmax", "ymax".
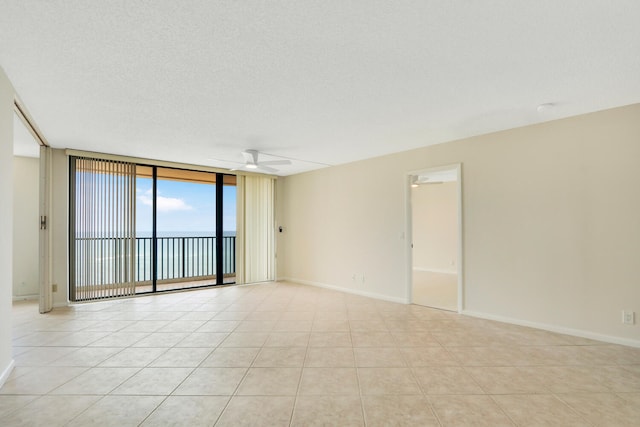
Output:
[{"xmin": 74, "ymin": 231, "xmax": 237, "ymax": 286}]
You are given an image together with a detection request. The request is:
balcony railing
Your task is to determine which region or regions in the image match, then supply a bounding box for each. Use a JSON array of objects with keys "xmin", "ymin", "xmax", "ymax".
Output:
[
  {"xmin": 73, "ymin": 235, "xmax": 236, "ymax": 287},
  {"xmin": 136, "ymin": 236, "xmax": 236, "ymax": 282}
]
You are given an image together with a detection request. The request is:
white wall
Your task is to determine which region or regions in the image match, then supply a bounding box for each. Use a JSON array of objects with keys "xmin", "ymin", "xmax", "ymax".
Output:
[
  {"xmin": 279, "ymin": 104, "xmax": 640, "ymax": 346},
  {"xmin": 412, "ymin": 181, "xmax": 458, "ymax": 273},
  {"xmin": 0, "ymin": 67, "xmax": 15, "ymax": 386},
  {"xmin": 12, "ymin": 156, "xmax": 39, "ymax": 298}
]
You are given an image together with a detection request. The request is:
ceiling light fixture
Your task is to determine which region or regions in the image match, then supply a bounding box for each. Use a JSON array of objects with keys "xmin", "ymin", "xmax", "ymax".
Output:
[{"xmin": 536, "ymin": 103, "xmax": 555, "ymax": 113}]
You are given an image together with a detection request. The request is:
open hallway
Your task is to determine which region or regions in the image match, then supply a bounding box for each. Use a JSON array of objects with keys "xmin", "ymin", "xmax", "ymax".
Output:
[{"xmin": 1, "ymin": 281, "xmax": 639, "ymax": 426}]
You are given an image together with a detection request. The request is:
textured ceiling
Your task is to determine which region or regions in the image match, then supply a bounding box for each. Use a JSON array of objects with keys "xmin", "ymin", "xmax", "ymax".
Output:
[{"xmin": 1, "ymin": 1, "xmax": 639, "ymax": 175}]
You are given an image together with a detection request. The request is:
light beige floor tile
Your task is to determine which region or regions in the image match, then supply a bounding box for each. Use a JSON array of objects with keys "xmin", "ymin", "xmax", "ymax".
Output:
[
  {"xmin": 0, "ymin": 366, "xmax": 87, "ymax": 395},
  {"xmin": 308, "ymin": 332, "xmax": 352, "ymax": 347},
  {"xmin": 354, "ymin": 347, "xmax": 407, "ymax": 367},
  {"xmin": 47, "ymin": 331, "xmax": 111, "ymax": 346},
  {"xmin": 291, "ymin": 395, "xmax": 364, "ymax": 427},
  {"xmin": 274, "ymin": 320, "xmax": 313, "ymax": 332},
  {"xmin": 132, "ymin": 332, "xmax": 190, "ymax": 347},
  {"xmin": 357, "ymin": 367, "xmax": 421, "ymax": 395},
  {"xmin": 235, "ymin": 319, "xmax": 277, "ymax": 332},
  {"xmin": 391, "ymin": 331, "xmax": 441, "ymax": 347},
  {"xmin": 157, "ymin": 320, "xmax": 206, "ymax": 333},
  {"xmin": 236, "ymin": 367, "xmax": 302, "ymax": 395},
  {"xmin": 213, "ymin": 311, "xmax": 250, "ymax": 320},
  {"xmin": 253, "ymin": 347, "xmax": 307, "ymax": 367},
  {"xmin": 99, "ymin": 347, "xmax": 167, "ymax": 367},
  {"xmin": 0, "ymin": 395, "xmax": 100, "ymax": 427},
  {"xmin": 313, "ymin": 311, "xmax": 348, "ymax": 321},
  {"xmin": 400, "ymin": 347, "xmax": 459, "ymax": 367},
  {"xmin": 0, "ymin": 395, "xmax": 38, "ymax": 418},
  {"xmin": 351, "ymin": 331, "xmax": 396, "ymax": 347},
  {"xmin": 12, "ymin": 331, "xmax": 73, "ymax": 347},
  {"xmin": 264, "ymin": 332, "xmax": 310, "ymax": 347},
  {"xmin": 279, "ymin": 311, "xmax": 315, "ymax": 321},
  {"xmin": 88, "ymin": 331, "xmax": 150, "ymax": 347},
  {"xmin": 219, "ymin": 332, "xmax": 269, "ymax": 347},
  {"xmin": 51, "ymin": 367, "xmax": 139, "ymax": 394},
  {"xmin": 430, "ymin": 395, "xmax": 514, "ymax": 426},
  {"xmin": 493, "ymin": 394, "xmax": 589, "ymax": 426},
  {"xmin": 66, "ymin": 395, "xmax": 164, "ymax": 427},
  {"xmin": 140, "ymin": 395, "xmax": 229, "ymax": 426},
  {"xmin": 362, "ymin": 395, "xmax": 440, "ymax": 426},
  {"xmin": 451, "ymin": 346, "xmax": 540, "ymax": 366},
  {"xmin": 466, "ymin": 366, "xmax": 549, "ymax": 394},
  {"xmin": 216, "ymin": 396, "xmax": 295, "ymax": 427},
  {"xmin": 173, "ymin": 367, "xmax": 247, "ymax": 395},
  {"xmin": 196, "ymin": 320, "xmax": 239, "ymax": 332},
  {"xmin": 311, "ymin": 319, "xmax": 350, "ymax": 332},
  {"xmin": 149, "ymin": 347, "xmax": 212, "ymax": 367},
  {"xmin": 201, "ymin": 347, "xmax": 260, "ymax": 367},
  {"xmin": 305, "ymin": 347, "xmax": 355, "ymax": 367},
  {"xmin": 349, "ymin": 319, "xmax": 388, "ymax": 331},
  {"xmin": 7, "ymin": 284, "xmax": 640, "ymax": 426},
  {"xmin": 176, "ymin": 332, "xmax": 228, "ymax": 347},
  {"xmin": 48, "ymin": 346, "xmax": 122, "ymax": 367},
  {"xmin": 82, "ymin": 320, "xmax": 134, "ymax": 332},
  {"xmin": 299, "ymin": 367, "xmax": 359, "ymax": 395},
  {"xmin": 557, "ymin": 392, "xmax": 640, "ymax": 426},
  {"xmin": 178, "ymin": 311, "xmax": 216, "ymax": 321},
  {"xmin": 529, "ymin": 366, "xmax": 617, "ymax": 393},
  {"xmin": 414, "ymin": 367, "xmax": 484, "ymax": 394},
  {"xmin": 111, "ymin": 367, "xmax": 193, "ymax": 395},
  {"xmin": 245, "ymin": 311, "xmax": 283, "ymax": 321},
  {"xmin": 13, "ymin": 346, "xmax": 77, "ymax": 367}
]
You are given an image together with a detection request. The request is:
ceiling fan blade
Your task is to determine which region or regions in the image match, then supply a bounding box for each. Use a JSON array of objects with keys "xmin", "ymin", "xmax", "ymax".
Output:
[
  {"xmin": 242, "ymin": 150, "xmax": 259, "ymax": 165},
  {"xmin": 260, "ymin": 160, "xmax": 292, "ymax": 166}
]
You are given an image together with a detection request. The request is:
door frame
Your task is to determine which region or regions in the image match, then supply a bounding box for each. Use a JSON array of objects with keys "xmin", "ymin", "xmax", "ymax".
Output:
[
  {"xmin": 405, "ymin": 163, "xmax": 463, "ymax": 312},
  {"xmin": 39, "ymin": 146, "xmax": 53, "ymax": 313}
]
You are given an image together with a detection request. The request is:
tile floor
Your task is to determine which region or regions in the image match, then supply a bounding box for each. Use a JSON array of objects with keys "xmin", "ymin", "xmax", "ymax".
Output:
[{"xmin": 1, "ymin": 281, "xmax": 639, "ymax": 426}]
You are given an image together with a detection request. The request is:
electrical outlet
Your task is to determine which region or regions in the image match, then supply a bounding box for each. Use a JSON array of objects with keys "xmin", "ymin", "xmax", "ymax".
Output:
[
  {"xmin": 52, "ymin": 284, "xmax": 58, "ymax": 292},
  {"xmin": 622, "ymin": 310, "xmax": 635, "ymax": 325}
]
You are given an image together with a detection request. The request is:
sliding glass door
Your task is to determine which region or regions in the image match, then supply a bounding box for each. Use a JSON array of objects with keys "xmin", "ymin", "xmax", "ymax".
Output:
[{"xmin": 70, "ymin": 157, "xmax": 237, "ymax": 301}]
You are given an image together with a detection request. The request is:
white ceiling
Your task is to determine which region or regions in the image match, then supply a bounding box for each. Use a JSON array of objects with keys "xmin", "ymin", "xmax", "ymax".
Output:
[{"xmin": 1, "ymin": 1, "xmax": 639, "ymax": 176}]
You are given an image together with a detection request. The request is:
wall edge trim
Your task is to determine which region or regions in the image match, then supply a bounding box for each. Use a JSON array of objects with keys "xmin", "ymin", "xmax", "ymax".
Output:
[
  {"xmin": 462, "ymin": 310, "xmax": 640, "ymax": 349},
  {"xmin": 0, "ymin": 359, "xmax": 15, "ymax": 389},
  {"xmin": 280, "ymin": 277, "xmax": 409, "ymax": 304}
]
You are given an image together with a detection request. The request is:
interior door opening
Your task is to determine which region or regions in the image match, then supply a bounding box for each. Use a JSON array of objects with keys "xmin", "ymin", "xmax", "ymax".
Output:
[{"xmin": 408, "ymin": 165, "xmax": 462, "ymax": 312}]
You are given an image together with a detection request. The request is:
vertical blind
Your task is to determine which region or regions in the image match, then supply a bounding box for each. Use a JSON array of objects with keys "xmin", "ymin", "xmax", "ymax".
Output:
[
  {"xmin": 236, "ymin": 175, "xmax": 276, "ymax": 284},
  {"xmin": 69, "ymin": 157, "xmax": 137, "ymax": 301}
]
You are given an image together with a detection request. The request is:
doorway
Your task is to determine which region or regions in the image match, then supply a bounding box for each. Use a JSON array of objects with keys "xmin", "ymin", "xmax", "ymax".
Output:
[
  {"xmin": 11, "ymin": 112, "xmax": 41, "ymax": 301},
  {"xmin": 408, "ymin": 165, "xmax": 462, "ymax": 312}
]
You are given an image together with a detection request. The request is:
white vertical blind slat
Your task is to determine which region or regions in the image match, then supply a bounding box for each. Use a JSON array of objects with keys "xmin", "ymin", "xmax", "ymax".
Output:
[{"xmin": 70, "ymin": 157, "xmax": 136, "ymax": 301}]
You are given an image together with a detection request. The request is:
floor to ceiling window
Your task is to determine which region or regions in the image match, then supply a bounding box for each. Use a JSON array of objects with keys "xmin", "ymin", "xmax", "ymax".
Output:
[{"xmin": 69, "ymin": 157, "xmax": 237, "ymax": 302}]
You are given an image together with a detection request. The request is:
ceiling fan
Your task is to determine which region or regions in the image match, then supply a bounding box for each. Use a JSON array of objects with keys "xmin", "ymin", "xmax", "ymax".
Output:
[{"xmin": 231, "ymin": 149, "xmax": 292, "ymax": 173}]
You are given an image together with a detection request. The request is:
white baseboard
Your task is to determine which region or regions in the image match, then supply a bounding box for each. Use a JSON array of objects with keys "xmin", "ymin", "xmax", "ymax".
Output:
[
  {"xmin": 0, "ymin": 359, "xmax": 15, "ymax": 389},
  {"xmin": 413, "ymin": 267, "xmax": 457, "ymax": 275},
  {"xmin": 280, "ymin": 277, "xmax": 409, "ymax": 304},
  {"xmin": 12, "ymin": 294, "xmax": 39, "ymax": 301},
  {"xmin": 462, "ymin": 309, "xmax": 640, "ymax": 349}
]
